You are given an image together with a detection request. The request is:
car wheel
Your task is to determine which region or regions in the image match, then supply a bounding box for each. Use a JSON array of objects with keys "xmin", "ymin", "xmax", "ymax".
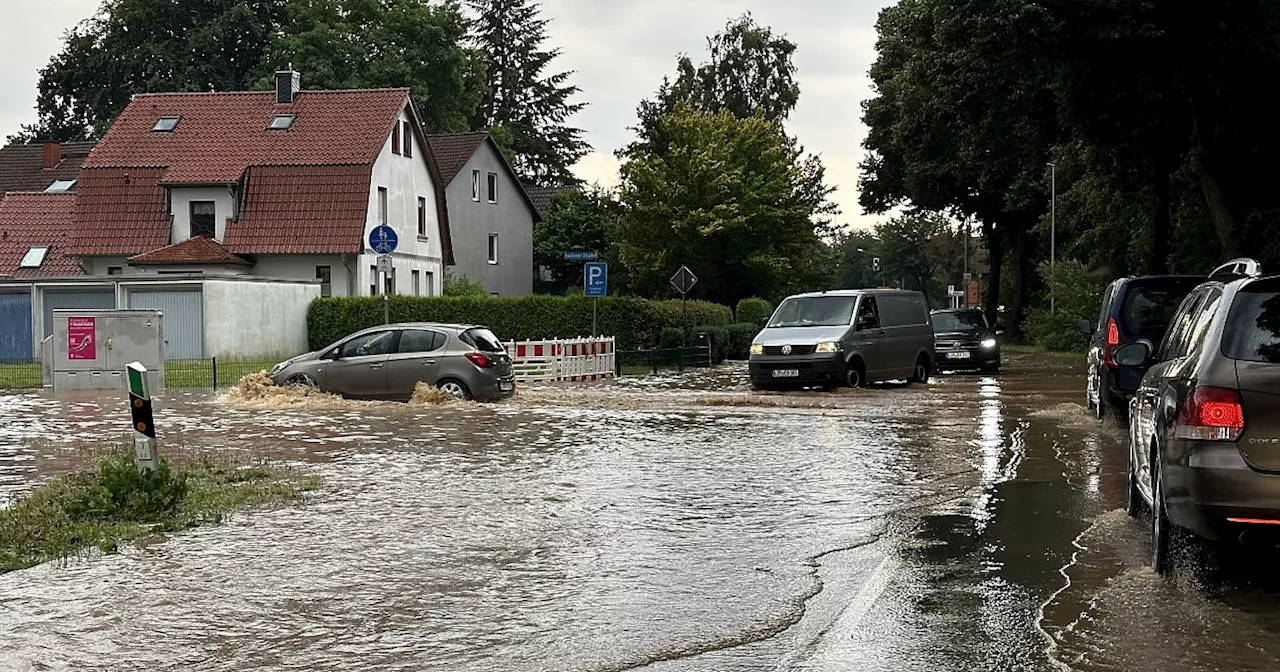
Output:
[
  {"xmin": 286, "ymin": 373, "xmax": 317, "ymax": 389},
  {"xmin": 1152, "ymin": 458, "xmax": 1172, "ymax": 576},
  {"xmin": 437, "ymin": 379, "xmax": 472, "ymax": 401},
  {"xmin": 1095, "ymin": 381, "xmax": 1107, "ymax": 421},
  {"xmin": 909, "ymin": 356, "xmax": 930, "ymax": 384},
  {"xmin": 844, "ymin": 362, "xmax": 864, "ymax": 389},
  {"xmin": 1126, "ymin": 452, "xmax": 1143, "ymax": 518}
]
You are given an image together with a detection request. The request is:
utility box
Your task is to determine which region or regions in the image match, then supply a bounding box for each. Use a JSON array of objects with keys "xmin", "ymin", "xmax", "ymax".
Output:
[{"xmin": 50, "ymin": 310, "xmax": 164, "ymax": 392}]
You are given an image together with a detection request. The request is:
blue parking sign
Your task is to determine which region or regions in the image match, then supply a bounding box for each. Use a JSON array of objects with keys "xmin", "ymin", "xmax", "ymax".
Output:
[{"xmin": 584, "ymin": 262, "xmax": 608, "ymax": 298}]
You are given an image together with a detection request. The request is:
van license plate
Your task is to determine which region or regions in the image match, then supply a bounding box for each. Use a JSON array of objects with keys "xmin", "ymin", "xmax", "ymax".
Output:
[
  {"xmin": 946, "ymin": 352, "xmax": 971, "ymax": 360},
  {"xmin": 500, "ymin": 382, "xmax": 515, "ymax": 391},
  {"xmin": 772, "ymin": 369, "xmax": 799, "ymax": 378}
]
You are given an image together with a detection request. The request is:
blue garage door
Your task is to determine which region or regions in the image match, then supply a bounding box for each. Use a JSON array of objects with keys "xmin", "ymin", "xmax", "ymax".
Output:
[{"xmin": 0, "ymin": 293, "xmax": 33, "ymax": 362}]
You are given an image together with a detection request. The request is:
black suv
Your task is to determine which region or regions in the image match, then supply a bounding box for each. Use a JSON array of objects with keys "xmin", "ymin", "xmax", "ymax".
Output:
[
  {"xmin": 1116, "ymin": 259, "xmax": 1280, "ymax": 574},
  {"xmin": 931, "ymin": 308, "xmax": 1001, "ymax": 373},
  {"xmin": 1078, "ymin": 274, "xmax": 1203, "ymax": 418}
]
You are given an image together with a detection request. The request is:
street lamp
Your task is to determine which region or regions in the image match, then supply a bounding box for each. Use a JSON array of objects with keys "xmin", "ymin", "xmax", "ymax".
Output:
[{"xmin": 1048, "ymin": 161, "xmax": 1056, "ymax": 314}]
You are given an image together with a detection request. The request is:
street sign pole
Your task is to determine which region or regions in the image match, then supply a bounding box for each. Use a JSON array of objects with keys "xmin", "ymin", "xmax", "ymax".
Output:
[
  {"xmin": 669, "ymin": 265, "xmax": 699, "ymax": 361},
  {"xmin": 127, "ymin": 362, "xmax": 158, "ymax": 473},
  {"xmin": 592, "ymin": 297, "xmax": 598, "ymax": 338},
  {"xmin": 370, "ymin": 226, "xmax": 399, "ymax": 325}
]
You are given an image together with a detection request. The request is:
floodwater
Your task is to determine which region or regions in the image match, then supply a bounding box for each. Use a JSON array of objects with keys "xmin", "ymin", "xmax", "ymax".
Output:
[{"xmin": 1, "ymin": 353, "xmax": 1279, "ymax": 671}]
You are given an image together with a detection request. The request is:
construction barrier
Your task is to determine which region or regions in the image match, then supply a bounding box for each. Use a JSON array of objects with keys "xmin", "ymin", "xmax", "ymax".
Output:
[{"xmin": 506, "ymin": 337, "xmax": 616, "ymax": 383}]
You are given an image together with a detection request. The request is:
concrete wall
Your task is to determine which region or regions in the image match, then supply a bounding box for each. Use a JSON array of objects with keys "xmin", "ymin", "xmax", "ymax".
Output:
[
  {"xmin": 202, "ymin": 279, "xmax": 320, "ymax": 359},
  {"xmin": 361, "ymin": 108, "xmax": 444, "ymax": 297},
  {"xmin": 167, "ymin": 186, "xmax": 237, "ymax": 243},
  {"xmin": 445, "ymin": 140, "xmax": 535, "ymax": 296},
  {"xmin": 255, "ymin": 254, "xmax": 355, "ymax": 297}
]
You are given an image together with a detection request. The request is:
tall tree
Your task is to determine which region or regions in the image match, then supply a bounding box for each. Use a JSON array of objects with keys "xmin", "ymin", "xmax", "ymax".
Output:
[
  {"xmin": 629, "ymin": 13, "xmax": 800, "ymax": 155},
  {"xmin": 468, "ymin": 0, "xmax": 589, "ymax": 185},
  {"xmin": 534, "ymin": 187, "xmax": 623, "ymax": 287},
  {"xmin": 616, "ymin": 104, "xmax": 836, "ymax": 304},
  {"xmin": 18, "ymin": 0, "xmax": 288, "ymax": 141}
]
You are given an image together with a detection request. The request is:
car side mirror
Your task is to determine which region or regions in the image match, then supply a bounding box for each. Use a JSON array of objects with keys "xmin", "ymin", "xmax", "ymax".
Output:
[
  {"xmin": 760, "ymin": 317, "xmax": 770, "ymax": 328},
  {"xmin": 1113, "ymin": 341, "xmax": 1151, "ymax": 367},
  {"xmin": 1077, "ymin": 319, "xmax": 1092, "ymax": 336}
]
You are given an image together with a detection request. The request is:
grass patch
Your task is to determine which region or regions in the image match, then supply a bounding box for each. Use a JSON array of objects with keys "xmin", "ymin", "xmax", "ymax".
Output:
[
  {"xmin": 1003, "ymin": 344, "xmax": 1083, "ymax": 362},
  {"xmin": 0, "ymin": 360, "xmax": 278, "ymax": 391},
  {"xmin": 0, "ymin": 362, "xmax": 40, "ymax": 390},
  {"xmin": 0, "ymin": 450, "xmax": 320, "ymax": 574}
]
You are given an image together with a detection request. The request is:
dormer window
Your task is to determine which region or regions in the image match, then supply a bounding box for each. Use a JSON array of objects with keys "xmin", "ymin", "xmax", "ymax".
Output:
[
  {"xmin": 191, "ymin": 201, "xmax": 216, "ymax": 238},
  {"xmin": 268, "ymin": 114, "xmax": 296, "ymax": 131},
  {"xmin": 19, "ymin": 247, "xmax": 48, "ymax": 269},
  {"xmin": 152, "ymin": 116, "xmax": 181, "ymax": 132}
]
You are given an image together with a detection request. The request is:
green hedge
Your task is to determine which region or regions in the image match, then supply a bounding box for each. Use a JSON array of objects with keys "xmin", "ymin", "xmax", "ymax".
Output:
[
  {"xmin": 725, "ymin": 323, "xmax": 761, "ymax": 360},
  {"xmin": 735, "ymin": 298, "xmax": 774, "ymax": 326},
  {"xmin": 307, "ymin": 295, "xmax": 735, "ymax": 351}
]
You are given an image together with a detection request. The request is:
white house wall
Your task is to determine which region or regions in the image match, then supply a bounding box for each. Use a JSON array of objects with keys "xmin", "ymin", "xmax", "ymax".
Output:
[
  {"xmin": 254, "ymin": 254, "xmax": 355, "ymax": 297},
  {"xmin": 168, "ymin": 186, "xmax": 237, "ymax": 243},
  {"xmin": 202, "ymin": 279, "xmax": 319, "ymax": 359},
  {"xmin": 363, "ymin": 108, "xmax": 444, "ymax": 297}
]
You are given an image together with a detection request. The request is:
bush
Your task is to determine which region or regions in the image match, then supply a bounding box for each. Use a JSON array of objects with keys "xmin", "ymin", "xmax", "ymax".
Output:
[
  {"xmin": 443, "ymin": 272, "xmax": 488, "ymax": 298},
  {"xmin": 691, "ymin": 325, "xmax": 731, "ymax": 363},
  {"xmin": 64, "ymin": 453, "xmax": 188, "ymax": 522},
  {"xmin": 659, "ymin": 327, "xmax": 685, "ymax": 349},
  {"xmin": 1025, "ymin": 259, "xmax": 1105, "ymax": 353},
  {"xmin": 735, "ymin": 298, "xmax": 774, "ymax": 326},
  {"xmin": 725, "ymin": 323, "xmax": 761, "ymax": 360},
  {"xmin": 307, "ymin": 295, "xmax": 736, "ymax": 351}
]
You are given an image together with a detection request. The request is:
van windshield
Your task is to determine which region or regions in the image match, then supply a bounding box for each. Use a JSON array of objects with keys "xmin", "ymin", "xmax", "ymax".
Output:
[{"xmin": 768, "ymin": 296, "xmax": 857, "ymax": 328}]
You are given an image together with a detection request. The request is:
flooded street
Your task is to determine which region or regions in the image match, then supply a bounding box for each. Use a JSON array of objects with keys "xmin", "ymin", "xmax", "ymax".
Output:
[{"xmin": 2, "ymin": 354, "xmax": 1280, "ymax": 671}]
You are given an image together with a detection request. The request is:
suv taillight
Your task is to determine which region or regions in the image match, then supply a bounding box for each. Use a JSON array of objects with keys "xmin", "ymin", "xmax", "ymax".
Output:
[
  {"xmin": 465, "ymin": 352, "xmax": 494, "ymax": 368},
  {"xmin": 1103, "ymin": 317, "xmax": 1120, "ymax": 367},
  {"xmin": 1174, "ymin": 386, "xmax": 1245, "ymax": 441}
]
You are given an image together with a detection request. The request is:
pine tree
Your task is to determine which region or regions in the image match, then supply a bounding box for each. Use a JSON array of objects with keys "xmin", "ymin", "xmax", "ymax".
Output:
[{"xmin": 468, "ymin": 0, "xmax": 589, "ymax": 186}]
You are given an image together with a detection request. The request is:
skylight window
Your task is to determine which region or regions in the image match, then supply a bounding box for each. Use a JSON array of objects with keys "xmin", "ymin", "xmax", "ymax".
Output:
[
  {"xmin": 19, "ymin": 247, "xmax": 48, "ymax": 269},
  {"xmin": 45, "ymin": 179, "xmax": 76, "ymax": 192},
  {"xmin": 152, "ymin": 116, "xmax": 181, "ymax": 132},
  {"xmin": 268, "ymin": 114, "xmax": 296, "ymax": 130}
]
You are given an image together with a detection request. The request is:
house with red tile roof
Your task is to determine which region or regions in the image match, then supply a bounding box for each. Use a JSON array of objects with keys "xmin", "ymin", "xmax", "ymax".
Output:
[
  {"xmin": 426, "ymin": 132, "xmax": 539, "ymax": 295},
  {"xmin": 0, "ymin": 141, "xmax": 95, "ymax": 196},
  {"xmin": 65, "ymin": 70, "xmax": 453, "ymax": 297},
  {"xmin": 0, "ymin": 192, "xmax": 81, "ymax": 279}
]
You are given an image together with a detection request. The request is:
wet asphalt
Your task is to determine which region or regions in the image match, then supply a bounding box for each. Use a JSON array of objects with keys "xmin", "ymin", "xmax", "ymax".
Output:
[{"xmin": 1, "ymin": 353, "xmax": 1279, "ymax": 671}]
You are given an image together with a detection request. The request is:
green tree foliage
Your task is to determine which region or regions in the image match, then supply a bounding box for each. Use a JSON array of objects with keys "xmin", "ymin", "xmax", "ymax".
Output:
[
  {"xmin": 533, "ymin": 187, "xmax": 622, "ymax": 287},
  {"xmin": 831, "ymin": 229, "xmax": 881, "ymax": 290},
  {"xmin": 17, "ymin": 0, "xmax": 289, "ymax": 141},
  {"xmin": 442, "ymin": 272, "xmax": 488, "ymax": 298},
  {"xmin": 1024, "ymin": 260, "xmax": 1104, "ymax": 353},
  {"xmin": 616, "ymin": 105, "xmax": 836, "ymax": 305},
  {"xmin": 467, "ymin": 0, "xmax": 589, "ymax": 185},
  {"xmin": 874, "ymin": 213, "xmax": 954, "ymax": 306},
  {"xmin": 734, "ymin": 298, "xmax": 773, "ymax": 325}
]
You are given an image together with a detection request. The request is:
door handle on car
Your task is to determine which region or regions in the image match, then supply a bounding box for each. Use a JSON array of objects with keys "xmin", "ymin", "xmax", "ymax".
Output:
[
  {"xmin": 424, "ymin": 360, "xmax": 438, "ymax": 365},
  {"xmin": 369, "ymin": 363, "xmax": 384, "ymax": 369}
]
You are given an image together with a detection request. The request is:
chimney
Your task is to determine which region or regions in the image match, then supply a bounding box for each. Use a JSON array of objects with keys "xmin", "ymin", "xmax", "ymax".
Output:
[
  {"xmin": 275, "ymin": 66, "xmax": 301, "ymax": 105},
  {"xmin": 42, "ymin": 142, "xmax": 61, "ymax": 170}
]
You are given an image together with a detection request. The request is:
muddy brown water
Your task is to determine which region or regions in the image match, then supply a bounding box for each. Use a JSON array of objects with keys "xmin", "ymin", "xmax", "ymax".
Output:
[{"xmin": 1, "ymin": 353, "xmax": 1279, "ymax": 671}]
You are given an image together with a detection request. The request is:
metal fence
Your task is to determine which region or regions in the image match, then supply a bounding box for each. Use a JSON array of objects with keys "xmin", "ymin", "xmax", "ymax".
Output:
[
  {"xmin": 614, "ymin": 346, "xmax": 713, "ymax": 376},
  {"xmin": 0, "ymin": 358, "xmax": 276, "ymax": 391}
]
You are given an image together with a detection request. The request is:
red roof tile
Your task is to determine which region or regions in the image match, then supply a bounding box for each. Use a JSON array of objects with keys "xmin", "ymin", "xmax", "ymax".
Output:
[
  {"xmin": 0, "ymin": 192, "xmax": 82, "ymax": 277},
  {"xmin": 128, "ymin": 236, "xmax": 252, "ymax": 266},
  {"xmin": 225, "ymin": 165, "xmax": 372, "ymax": 254},
  {"xmin": 426, "ymin": 132, "xmax": 488, "ymax": 185},
  {"xmin": 0, "ymin": 142, "xmax": 95, "ymax": 195},
  {"xmin": 67, "ymin": 167, "xmax": 171, "ymax": 255},
  {"xmin": 85, "ymin": 89, "xmax": 410, "ymax": 183}
]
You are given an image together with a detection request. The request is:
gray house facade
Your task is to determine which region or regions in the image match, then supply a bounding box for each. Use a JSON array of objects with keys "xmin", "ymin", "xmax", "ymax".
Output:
[{"xmin": 427, "ymin": 133, "xmax": 539, "ymax": 296}]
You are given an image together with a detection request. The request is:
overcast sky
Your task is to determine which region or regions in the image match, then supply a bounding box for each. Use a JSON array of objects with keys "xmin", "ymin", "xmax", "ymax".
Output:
[{"xmin": 0, "ymin": 0, "xmax": 894, "ymax": 229}]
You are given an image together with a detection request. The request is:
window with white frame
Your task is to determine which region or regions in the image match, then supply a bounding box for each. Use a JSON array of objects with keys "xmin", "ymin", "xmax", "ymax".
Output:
[
  {"xmin": 487, "ymin": 172, "xmax": 498, "ymax": 203},
  {"xmin": 412, "ymin": 269, "xmax": 421, "ymax": 296},
  {"xmin": 471, "ymin": 170, "xmax": 481, "ymax": 202},
  {"xmin": 488, "ymin": 234, "xmax": 499, "ymax": 265},
  {"xmin": 378, "ymin": 187, "xmax": 388, "ymax": 224}
]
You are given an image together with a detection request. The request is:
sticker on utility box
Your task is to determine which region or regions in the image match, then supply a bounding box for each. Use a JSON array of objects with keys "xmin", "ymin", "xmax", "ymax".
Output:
[{"xmin": 67, "ymin": 317, "xmax": 97, "ymax": 360}]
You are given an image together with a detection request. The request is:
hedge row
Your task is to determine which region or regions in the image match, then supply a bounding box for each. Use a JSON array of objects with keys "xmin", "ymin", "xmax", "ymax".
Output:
[{"xmin": 307, "ymin": 295, "xmax": 734, "ymax": 351}]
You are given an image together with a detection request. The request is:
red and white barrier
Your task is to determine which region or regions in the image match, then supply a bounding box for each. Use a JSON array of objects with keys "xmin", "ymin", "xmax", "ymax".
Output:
[{"xmin": 506, "ymin": 337, "xmax": 616, "ymax": 383}]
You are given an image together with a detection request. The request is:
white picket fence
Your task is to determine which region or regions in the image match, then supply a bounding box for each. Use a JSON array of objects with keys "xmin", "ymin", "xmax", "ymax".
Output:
[{"xmin": 505, "ymin": 337, "xmax": 616, "ymax": 383}]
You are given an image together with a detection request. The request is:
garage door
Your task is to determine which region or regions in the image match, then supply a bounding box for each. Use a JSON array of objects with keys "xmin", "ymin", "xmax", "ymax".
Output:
[
  {"xmin": 0, "ymin": 293, "xmax": 32, "ymax": 362},
  {"xmin": 42, "ymin": 289, "xmax": 116, "ymax": 340},
  {"xmin": 129, "ymin": 290, "xmax": 204, "ymax": 360}
]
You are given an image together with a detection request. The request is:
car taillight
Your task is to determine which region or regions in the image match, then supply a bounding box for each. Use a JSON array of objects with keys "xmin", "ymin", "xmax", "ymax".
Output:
[
  {"xmin": 1174, "ymin": 386, "xmax": 1245, "ymax": 441},
  {"xmin": 1103, "ymin": 317, "xmax": 1120, "ymax": 367},
  {"xmin": 465, "ymin": 352, "xmax": 493, "ymax": 368}
]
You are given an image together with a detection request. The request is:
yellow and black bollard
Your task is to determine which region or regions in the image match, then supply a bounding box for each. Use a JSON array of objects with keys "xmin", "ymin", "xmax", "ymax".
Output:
[{"xmin": 126, "ymin": 362, "xmax": 159, "ymax": 472}]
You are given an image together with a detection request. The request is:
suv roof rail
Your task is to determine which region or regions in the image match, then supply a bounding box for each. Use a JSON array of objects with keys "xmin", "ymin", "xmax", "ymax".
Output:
[{"xmin": 1209, "ymin": 258, "xmax": 1262, "ymax": 280}]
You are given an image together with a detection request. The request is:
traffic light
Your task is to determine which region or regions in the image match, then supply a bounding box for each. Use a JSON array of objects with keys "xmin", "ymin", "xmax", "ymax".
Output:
[{"xmin": 872, "ymin": 257, "xmax": 881, "ymax": 272}]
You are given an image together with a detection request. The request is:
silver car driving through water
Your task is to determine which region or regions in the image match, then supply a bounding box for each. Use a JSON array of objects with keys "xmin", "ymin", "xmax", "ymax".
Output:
[{"xmin": 269, "ymin": 323, "xmax": 516, "ymax": 401}]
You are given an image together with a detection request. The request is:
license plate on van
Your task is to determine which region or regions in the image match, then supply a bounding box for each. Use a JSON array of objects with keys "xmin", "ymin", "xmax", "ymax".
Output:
[
  {"xmin": 772, "ymin": 369, "xmax": 799, "ymax": 378},
  {"xmin": 946, "ymin": 352, "xmax": 971, "ymax": 360},
  {"xmin": 500, "ymin": 381, "xmax": 515, "ymax": 391}
]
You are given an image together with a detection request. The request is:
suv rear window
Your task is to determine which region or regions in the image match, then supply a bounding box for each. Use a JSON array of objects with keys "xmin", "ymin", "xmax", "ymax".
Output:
[
  {"xmin": 1222, "ymin": 289, "xmax": 1280, "ymax": 363},
  {"xmin": 1120, "ymin": 281, "xmax": 1199, "ymax": 341},
  {"xmin": 461, "ymin": 328, "xmax": 505, "ymax": 353}
]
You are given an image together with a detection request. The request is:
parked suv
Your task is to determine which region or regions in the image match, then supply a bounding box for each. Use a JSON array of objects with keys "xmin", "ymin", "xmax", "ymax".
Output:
[
  {"xmin": 931, "ymin": 308, "xmax": 1001, "ymax": 373},
  {"xmin": 749, "ymin": 289, "xmax": 934, "ymax": 389},
  {"xmin": 1117, "ymin": 259, "xmax": 1280, "ymax": 574},
  {"xmin": 1078, "ymin": 274, "xmax": 1203, "ymax": 418},
  {"xmin": 270, "ymin": 323, "xmax": 516, "ymax": 401}
]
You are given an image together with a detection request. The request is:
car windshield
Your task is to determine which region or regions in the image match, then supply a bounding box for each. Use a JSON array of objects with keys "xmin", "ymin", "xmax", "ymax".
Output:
[
  {"xmin": 1222, "ymin": 290, "xmax": 1280, "ymax": 363},
  {"xmin": 1123, "ymin": 282, "xmax": 1199, "ymax": 341},
  {"xmin": 932, "ymin": 311, "xmax": 987, "ymax": 332},
  {"xmin": 461, "ymin": 328, "xmax": 505, "ymax": 353},
  {"xmin": 768, "ymin": 296, "xmax": 857, "ymax": 328}
]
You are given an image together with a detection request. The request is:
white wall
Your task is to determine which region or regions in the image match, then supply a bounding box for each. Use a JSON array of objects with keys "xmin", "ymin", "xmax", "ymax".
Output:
[
  {"xmin": 363, "ymin": 108, "xmax": 444, "ymax": 296},
  {"xmin": 254, "ymin": 254, "xmax": 355, "ymax": 297},
  {"xmin": 203, "ymin": 279, "xmax": 320, "ymax": 359},
  {"xmin": 168, "ymin": 186, "xmax": 237, "ymax": 243},
  {"xmin": 86, "ymin": 256, "xmax": 133, "ymax": 276}
]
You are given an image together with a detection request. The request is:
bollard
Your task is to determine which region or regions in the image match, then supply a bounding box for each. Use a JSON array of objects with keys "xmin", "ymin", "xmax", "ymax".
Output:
[{"xmin": 126, "ymin": 362, "xmax": 159, "ymax": 473}]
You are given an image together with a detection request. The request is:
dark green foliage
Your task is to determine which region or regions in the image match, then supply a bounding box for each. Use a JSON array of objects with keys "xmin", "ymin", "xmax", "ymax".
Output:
[
  {"xmin": 64, "ymin": 454, "xmax": 187, "ymax": 523},
  {"xmin": 734, "ymin": 298, "xmax": 774, "ymax": 326},
  {"xmin": 306, "ymin": 295, "xmax": 733, "ymax": 351},
  {"xmin": 1025, "ymin": 260, "xmax": 1104, "ymax": 353},
  {"xmin": 533, "ymin": 188, "xmax": 623, "ymax": 287},
  {"xmin": 443, "ymin": 272, "xmax": 489, "ymax": 298},
  {"xmin": 691, "ymin": 325, "xmax": 731, "ymax": 364},
  {"xmin": 725, "ymin": 323, "xmax": 761, "ymax": 360},
  {"xmin": 659, "ymin": 327, "xmax": 686, "ymax": 349}
]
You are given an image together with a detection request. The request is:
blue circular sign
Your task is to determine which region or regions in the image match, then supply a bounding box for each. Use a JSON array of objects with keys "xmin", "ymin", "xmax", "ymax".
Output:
[{"xmin": 369, "ymin": 225, "xmax": 399, "ymax": 254}]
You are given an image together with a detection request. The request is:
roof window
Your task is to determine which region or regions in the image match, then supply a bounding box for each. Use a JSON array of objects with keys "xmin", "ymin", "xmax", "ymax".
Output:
[
  {"xmin": 152, "ymin": 116, "xmax": 181, "ymax": 132},
  {"xmin": 268, "ymin": 114, "xmax": 296, "ymax": 131},
  {"xmin": 45, "ymin": 179, "xmax": 76, "ymax": 192},
  {"xmin": 19, "ymin": 247, "xmax": 48, "ymax": 269}
]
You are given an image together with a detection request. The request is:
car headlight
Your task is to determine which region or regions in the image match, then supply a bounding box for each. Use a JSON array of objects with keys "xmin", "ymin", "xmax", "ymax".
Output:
[
  {"xmin": 750, "ymin": 343, "xmax": 764, "ymax": 356},
  {"xmin": 270, "ymin": 361, "xmax": 287, "ymax": 375},
  {"xmin": 981, "ymin": 338, "xmax": 997, "ymax": 349},
  {"xmin": 815, "ymin": 342, "xmax": 842, "ymax": 353}
]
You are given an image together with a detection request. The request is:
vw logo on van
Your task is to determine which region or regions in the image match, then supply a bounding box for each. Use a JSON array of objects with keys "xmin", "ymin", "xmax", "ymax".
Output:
[{"xmin": 782, "ymin": 344, "xmax": 792, "ymax": 355}]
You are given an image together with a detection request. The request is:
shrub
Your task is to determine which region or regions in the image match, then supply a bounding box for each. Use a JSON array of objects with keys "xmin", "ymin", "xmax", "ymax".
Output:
[
  {"xmin": 443, "ymin": 272, "xmax": 488, "ymax": 298},
  {"xmin": 735, "ymin": 298, "xmax": 774, "ymax": 326},
  {"xmin": 307, "ymin": 295, "xmax": 736, "ymax": 351},
  {"xmin": 725, "ymin": 323, "xmax": 761, "ymax": 360},
  {"xmin": 1025, "ymin": 259, "xmax": 1105, "ymax": 353},
  {"xmin": 691, "ymin": 325, "xmax": 732, "ymax": 363},
  {"xmin": 64, "ymin": 453, "xmax": 187, "ymax": 523}
]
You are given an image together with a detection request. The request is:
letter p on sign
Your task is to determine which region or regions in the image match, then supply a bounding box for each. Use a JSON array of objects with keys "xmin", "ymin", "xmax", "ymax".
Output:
[{"xmin": 584, "ymin": 262, "xmax": 608, "ymax": 298}]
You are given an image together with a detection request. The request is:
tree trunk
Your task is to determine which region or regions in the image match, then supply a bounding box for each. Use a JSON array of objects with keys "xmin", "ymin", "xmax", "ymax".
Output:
[
  {"xmin": 1148, "ymin": 161, "xmax": 1171, "ymax": 274},
  {"xmin": 1008, "ymin": 223, "xmax": 1033, "ymax": 341},
  {"xmin": 983, "ymin": 219, "xmax": 1002, "ymax": 324},
  {"xmin": 1191, "ymin": 114, "xmax": 1239, "ymax": 258}
]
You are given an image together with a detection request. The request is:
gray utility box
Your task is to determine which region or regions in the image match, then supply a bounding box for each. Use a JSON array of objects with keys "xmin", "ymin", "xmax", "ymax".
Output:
[{"xmin": 49, "ymin": 309, "xmax": 165, "ymax": 392}]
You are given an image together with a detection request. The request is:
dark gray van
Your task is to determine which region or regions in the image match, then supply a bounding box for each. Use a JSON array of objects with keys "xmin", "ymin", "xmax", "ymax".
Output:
[{"xmin": 748, "ymin": 289, "xmax": 935, "ymax": 389}]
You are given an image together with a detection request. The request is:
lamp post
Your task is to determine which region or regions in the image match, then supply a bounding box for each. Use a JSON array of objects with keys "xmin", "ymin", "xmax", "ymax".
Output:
[{"xmin": 1048, "ymin": 161, "xmax": 1056, "ymax": 314}]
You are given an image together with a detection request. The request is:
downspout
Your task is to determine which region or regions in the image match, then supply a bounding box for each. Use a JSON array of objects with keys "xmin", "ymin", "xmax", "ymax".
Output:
[{"xmin": 342, "ymin": 254, "xmax": 357, "ymax": 297}]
